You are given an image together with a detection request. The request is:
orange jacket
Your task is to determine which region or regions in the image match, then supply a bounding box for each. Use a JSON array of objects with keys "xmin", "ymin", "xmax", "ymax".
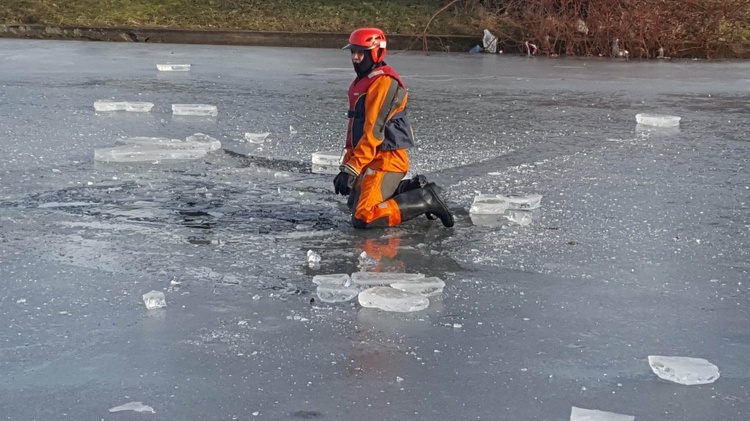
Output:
[{"xmin": 341, "ymin": 66, "xmax": 414, "ymax": 176}]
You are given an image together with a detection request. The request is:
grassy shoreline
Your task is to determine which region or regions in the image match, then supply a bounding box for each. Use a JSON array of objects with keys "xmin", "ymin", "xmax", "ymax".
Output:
[
  {"xmin": 0, "ymin": 0, "xmax": 479, "ymax": 36},
  {"xmin": 2, "ymin": 0, "xmax": 748, "ymax": 58}
]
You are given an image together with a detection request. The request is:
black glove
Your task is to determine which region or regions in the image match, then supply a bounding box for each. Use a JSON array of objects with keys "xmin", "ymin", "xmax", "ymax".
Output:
[{"xmin": 333, "ymin": 171, "xmax": 355, "ymax": 196}]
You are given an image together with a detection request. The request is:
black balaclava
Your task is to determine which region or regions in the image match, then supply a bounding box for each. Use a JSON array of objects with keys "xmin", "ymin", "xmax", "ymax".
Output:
[{"xmin": 353, "ymin": 52, "xmax": 375, "ymax": 78}]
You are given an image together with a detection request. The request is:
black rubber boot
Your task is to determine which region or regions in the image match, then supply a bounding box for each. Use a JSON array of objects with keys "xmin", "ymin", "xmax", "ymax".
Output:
[
  {"xmin": 394, "ymin": 174, "xmax": 428, "ymax": 195},
  {"xmin": 393, "ymin": 182, "xmax": 454, "ymax": 227},
  {"xmin": 394, "ymin": 174, "xmax": 438, "ymax": 220}
]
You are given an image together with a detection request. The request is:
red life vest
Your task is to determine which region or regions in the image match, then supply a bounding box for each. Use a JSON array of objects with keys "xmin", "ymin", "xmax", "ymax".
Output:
[{"xmin": 346, "ymin": 65, "xmax": 414, "ymax": 150}]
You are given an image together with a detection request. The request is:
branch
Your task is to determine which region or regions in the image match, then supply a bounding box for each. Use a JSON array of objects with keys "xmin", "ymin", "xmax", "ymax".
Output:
[{"xmin": 421, "ymin": 0, "xmax": 459, "ymax": 52}]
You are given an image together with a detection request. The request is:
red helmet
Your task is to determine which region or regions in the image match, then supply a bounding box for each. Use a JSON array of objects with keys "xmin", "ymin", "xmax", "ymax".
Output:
[{"xmin": 343, "ymin": 27, "xmax": 387, "ymax": 63}]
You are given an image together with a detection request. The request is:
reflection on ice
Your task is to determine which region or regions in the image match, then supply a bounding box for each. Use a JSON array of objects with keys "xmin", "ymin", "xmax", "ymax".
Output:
[
  {"xmin": 648, "ymin": 355, "xmax": 720, "ymax": 385},
  {"xmin": 358, "ymin": 286, "xmax": 429, "ymax": 312},
  {"xmin": 570, "ymin": 406, "xmax": 634, "ymax": 421}
]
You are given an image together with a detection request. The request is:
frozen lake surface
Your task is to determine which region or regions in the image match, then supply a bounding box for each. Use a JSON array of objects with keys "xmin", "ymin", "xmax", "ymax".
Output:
[{"xmin": 0, "ymin": 39, "xmax": 748, "ymax": 420}]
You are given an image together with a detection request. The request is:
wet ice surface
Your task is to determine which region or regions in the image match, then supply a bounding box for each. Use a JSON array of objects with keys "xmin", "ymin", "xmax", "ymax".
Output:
[{"xmin": 1, "ymin": 39, "xmax": 749, "ymax": 420}]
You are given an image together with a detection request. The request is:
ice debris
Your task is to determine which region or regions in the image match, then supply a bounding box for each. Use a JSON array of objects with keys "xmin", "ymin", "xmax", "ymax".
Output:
[
  {"xmin": 390, "ymin": 277, "xmax": 445, "ymax": 297},
  {"xmin": 109, "ymin": 401, "xmax": 155, "ymax": 413},
  {"xmin": 313, "ymin": 274, "xmax": 358, "ymax": 303},
  {"xmin": 311, "ymin": 151, "xmax": 343, "ymax": 175},
  {"xmin": 94, "ymin": 134, "xmax": 221, "ymax": 163},
  {"xmin": 157, "ymin": 63, "xmax": 191, "ymax": 72},
  {"xmin": 307, "ymin": 250, "xmax": 321, "ymax": 268},
  {"xmin": 351, "ymin": 271, "xmax": 426, "ymax": 287},
  {"xmin": 172, "ymin": 104, "xmax": 218, "ymax": 117},
  {"xmin": 648, "ymin": 355, "xmax": 719, "ymax": 385},
  {"xmin": 358, "ymin": 287, "xmax": 429, "ymax": 312},
  {"xmin": 570, "ymin": 406, "xmax": 634, "ymax": 421},
  {"xmin": 244, "ymin": 132, "xmax": 271, "ymax": 143},
  {"xmin": 470, "ymin": 193, "xmax": 542, "ymax": 227},
  {"xmin": 635, "ymin": 113, "xmax": 680, "ymax": 128},
  {"xmin": 142, "ymin": 291, "xmax": 166, "ymax": 309}
]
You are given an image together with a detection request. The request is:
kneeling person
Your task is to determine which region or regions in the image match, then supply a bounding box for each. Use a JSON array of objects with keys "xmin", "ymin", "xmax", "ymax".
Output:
[{"xmin": 333, "ymin": 27, "xmax": 454, "ymax": 229}]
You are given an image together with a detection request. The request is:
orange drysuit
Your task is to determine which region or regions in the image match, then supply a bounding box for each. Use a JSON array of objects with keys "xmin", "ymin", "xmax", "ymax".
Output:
[{"xmin": 341, "ymin": 64, "xmax": 416, "ymax": 228}]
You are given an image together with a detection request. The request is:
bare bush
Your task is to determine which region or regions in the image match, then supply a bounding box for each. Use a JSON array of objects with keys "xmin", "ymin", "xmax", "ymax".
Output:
[{"xmin": 461, "ymin": 0, "xmax": 750, "ymax": 58}]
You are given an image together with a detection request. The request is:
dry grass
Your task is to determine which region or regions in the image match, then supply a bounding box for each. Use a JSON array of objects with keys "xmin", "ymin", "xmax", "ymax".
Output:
[{"xmin": 0, "ymin": 0, "xmax": 479, "ymax": 35}]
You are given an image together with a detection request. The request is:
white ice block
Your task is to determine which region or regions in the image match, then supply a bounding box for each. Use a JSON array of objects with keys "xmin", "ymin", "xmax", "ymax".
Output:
[
  {"xmin": 115, "ymin": 134, "xmax": 220, "ymax": 152},
  {"xmin": 471, "ymin": 209, "xmax": 540, "ymax": 228},
  {"xmin": 172, "ymin": 104, "xmax": 218, "ymax": 117},
  {"xmin": 313, "ymin": 274, "xmax": 358, "ymax": 303},
  {"xmin": 648, "ymin": 355, "xmax": 720, "ymax": 385},
  {"xmin": 311, "ymin": 151, "xmax": 343, "ymax": 175},
  {"xmin": 351, "ymin": 272, "xmax": 425, "ymax": 287},
  {"xmin": 157, "ymin": 63, "xmax": 191, "ymax": 72},
  {"xmin": 570, "ymin": 407, "xmax": 634, "ymax": 421},
  {"xmin": 358, "ymin": 286, "xmax": 429, "ymax": 312},
  {"xmin": 185, "ymin": 133, "xmax": 222, "ymax": 151},
  {"xmin": 94, "ymin": 144, "xmax": 208, "ymax": 163},
  {"xmin": 470, "ymin": 193, "xmax": 543, "ymax": 214},
  {"xmin": 244, "ymin": 132, "xmax": 271, "ymax": 143},
  {"xmin": 95, "ymin": 100, "xmax": 154, "ymax": 113},
  {"xmin": 635, "ymin": 113, "xmax": 680, "ymax": 127},
  {"xmin": 312, "ymin": 274, "xmax": 351, "ymax": 286},
  {"xmin": 390, "ymin": 277, "xmax": 445, "ymax": 297},
  {"xmin": 142, "ymin": 291, "xmax": 166, "ymax": 309}
]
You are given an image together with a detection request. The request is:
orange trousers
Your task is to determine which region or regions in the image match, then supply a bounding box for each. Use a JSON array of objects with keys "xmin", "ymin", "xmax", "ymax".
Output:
[{"xmin": 347, "ymin": 168, "xmax": 405, "ymax": 228}]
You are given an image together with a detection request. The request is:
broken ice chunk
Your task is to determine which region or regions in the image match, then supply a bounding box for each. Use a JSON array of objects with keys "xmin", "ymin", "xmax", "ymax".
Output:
[
  {"xmin": 172, "ymin": 104, "xmax": 218, "ymax": 117},
  {"xmin": 648, "ymin": 355, "xmax": 720, "ymax": 385},
  {"xmin": 94, "ymin": 144, "xmax": 208, "ymax": 163},
  {"xmin": 185, "ymin": 133, "xmax": 222, "ymax": 151},
  {"xmin": 312, "ymin": 274, "xmax": 351, "ymax": 286},
  {"xmin": 307, "ymin": 250, "xmax": 321, "ymax": 268},
  {"xmin": 358, "ymin": 287, "xmax": 429, "ymax": 312},
  {"xmin": 470, "ymin": 193, "xmax": 543, "ymax": 214},
  {"xmin": 94, "ymin": 100, "xmax": 154, "ymax": 113},
  {"xmin": 313, "ymin": 274, "xmax": 358, "ymax": 303},
  {"xmin": 142, "ymin": 291, "xmax": 166, "ymax": 309},
  {"xmin": 351, "ymin": 272, "xmax": 426, "ymax": 287},
  {"xmin": 504, "ymin": 209, "xmax": 535, "ymax": 226},
  {"xmin": 244, "ymin": 132, "xmax": 271, "ymax": 143},
  {"xmin": 635, "ymin": 113, "xmax": 680, "ymax": 128},
  {"xmin": 157, "ymin": 63, "xmax": 191, "ymax": 72},
  {"xmin": 109, "ymin": 401, "xmax": 156, "ymax": 413},
  {"xmin": 570, "ymin": 406, "xmax": 634, "ymax": 421},
  {"xmin": 311, "ymin": 151, "xmax": 343, "ymax": 175},
  {"xmin": 390, "ymin": 277, "xmax": 445, "ymax": 297}
]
